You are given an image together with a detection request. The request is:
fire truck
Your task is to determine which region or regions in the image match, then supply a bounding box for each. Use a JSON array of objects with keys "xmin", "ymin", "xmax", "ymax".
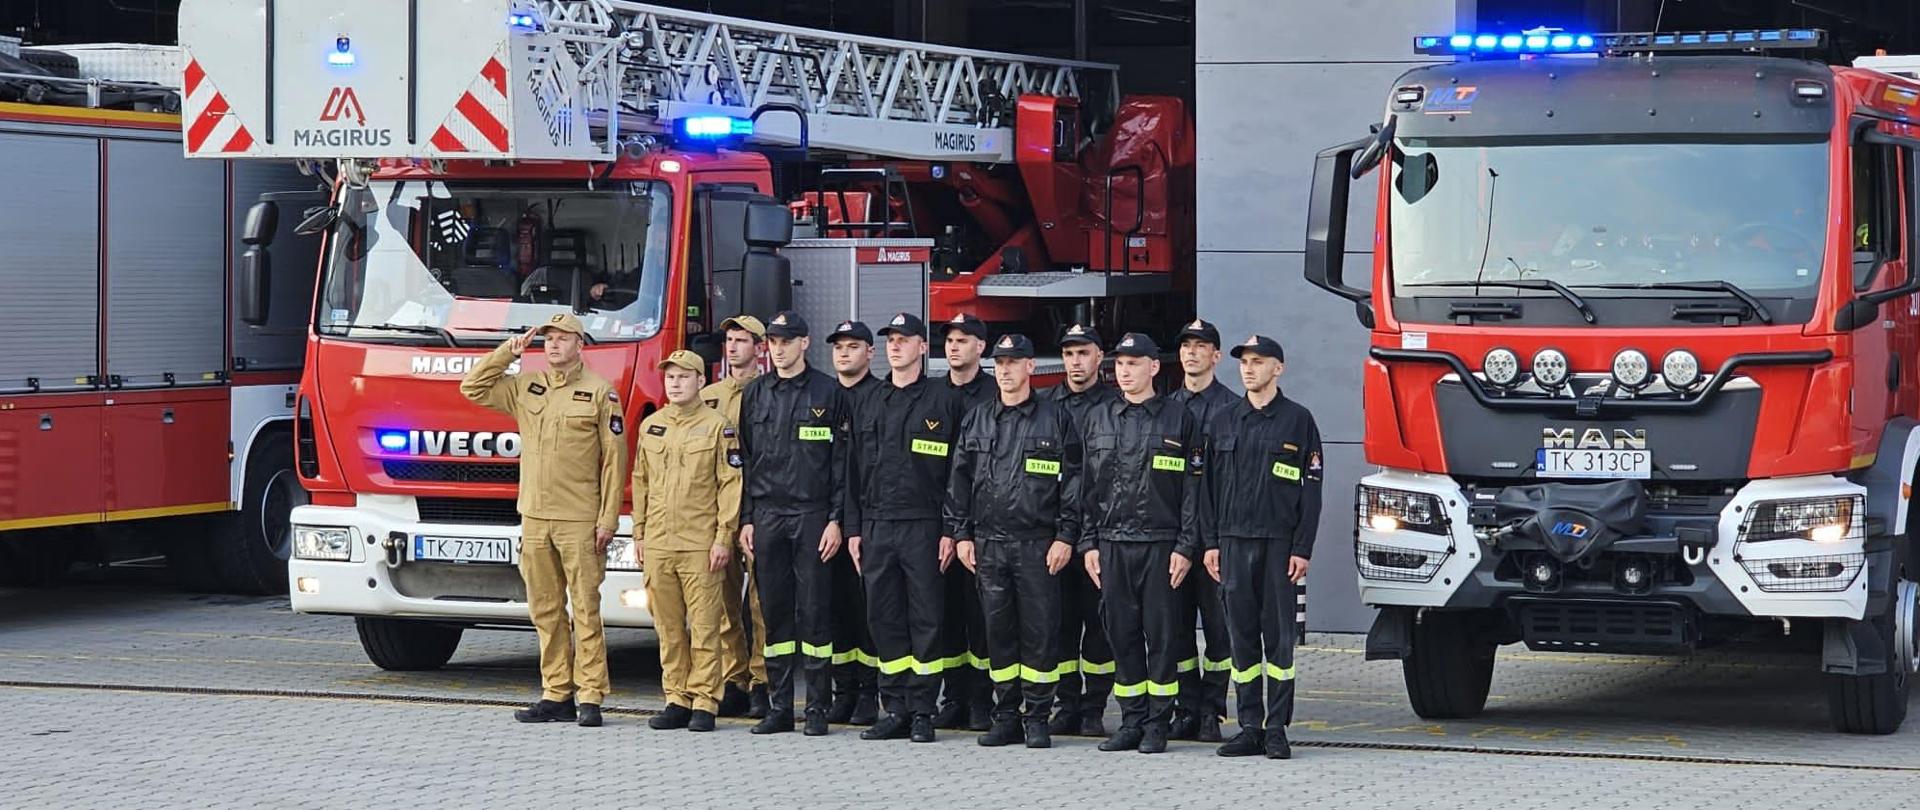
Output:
[
  {"xmin": 177, "ymin": 0, "xmax": 1191, "ymax": 669},
  {"xmin": 1306, "ymin": 28, "xmax": 1920, "ymax": 734},
  {"xmin": 0, "ymin": 39, "xmax": 320, "ymax": 592}
]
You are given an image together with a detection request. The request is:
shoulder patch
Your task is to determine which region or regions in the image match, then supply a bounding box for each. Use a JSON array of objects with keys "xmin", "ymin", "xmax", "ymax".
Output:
[
  {"xmin": 726, "ymin": 449, "xmax": 744, "ymax": 468},
  {"xmin": 610, "ymin": 416, "xmax": 624, "ymax": 435},
  {"xmin": 527, "ymin": 382, "xmax": 547, "ymax": 395},
  {"xmin": 646, "ymin": 424, "xmax": 668, "ymax": 436},
  {"xmin": 1309, "ymin": 450, "xmax": 1322, "ymax": 471},
  {"xmin": 722, "ymin": 426, "xmax": 737, "ymax": 438}
]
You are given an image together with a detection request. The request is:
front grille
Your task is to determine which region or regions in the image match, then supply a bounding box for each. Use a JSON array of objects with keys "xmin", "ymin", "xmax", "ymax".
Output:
[
  {"xmin": 416, "ymin": 497, "xmax": 522, "ymax": 526},
  {"xmin": 383, "ymin": 460, "xmax": 519, "ymax": 484},
  {"xmin": 1513, "ymin": 598, "xmax": 1695, "ymax": 654}
]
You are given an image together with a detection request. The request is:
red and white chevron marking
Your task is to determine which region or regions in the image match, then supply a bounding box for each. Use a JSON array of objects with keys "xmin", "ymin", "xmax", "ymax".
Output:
[
  {"xmin": 182, "ymin": 57, "xmax": 255, "ymax": 155},
  {"xmin": 429, "ymin": 52, "xmax": 510, "ymax": 154}
]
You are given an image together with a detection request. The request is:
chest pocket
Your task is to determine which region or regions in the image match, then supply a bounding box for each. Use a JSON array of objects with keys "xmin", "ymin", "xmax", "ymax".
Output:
[
  {"xmin": 909, "ymin": 419, "xmax": 951, "ymax": 458},
  {"xmin": 521, "ymin": 388, "xmax": 548, "ymax": 416},
  {"xmin": 1022, "ymin": 436, "xmax": 1062, "ymax": 478},
  {"xmin": 1271, "ymin": 442, "xmax": 1304, "ymax": 484},
  {"xmin": 795, "ymin": 401, "xmax": 834, "ymax": 442},
  {"xmin": 1150, "ymin": 433, "xmax": 1188, "ymax": 474},
  {"xmin": 562, "ymin": 401, "xmax": 598, "ymax": 434}
]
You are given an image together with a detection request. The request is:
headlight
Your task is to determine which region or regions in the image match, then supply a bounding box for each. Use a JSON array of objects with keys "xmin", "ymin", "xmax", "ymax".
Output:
[
  {"xmin": 1738, "ymin": 496, "xmax": 1862, "ymax": 544},
  {"xmin": 1483, "ymin": 347, "xmax": 1521, "ymax": 388},
  {"xmin": 293, "ymin": 526, "xmax": 354, "ymax": 561},
  {"xmin": 1358, "ymin": 486, "xmax": 1447, "ymax": 536},
  {"xmin": 1531, "ymin": 347, "xmax": 1570, "ymax": 389},
  {"xmin": 1661, "ymin": 349, "xmax": 1701, "ymax": 390},
  {"xmin": 605, "ymin": 535, "xmax": 641, "ymax": 571},
  {"xmin": 1610, "ymin": 348, "xmax": 1651, "ymax": 390}
]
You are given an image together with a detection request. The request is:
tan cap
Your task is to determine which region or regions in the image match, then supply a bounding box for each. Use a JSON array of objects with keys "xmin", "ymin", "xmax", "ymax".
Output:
[
  {"xmin": 537, "ymin": 312, "xmax": 586, "ymax": 336},
  {"xmin": 720, "ymin": 315, "xmax": 767, "ymax": 338},
  {"xmin": 656, "ymin": 349, "xmax": 706, "ymax": 373}
]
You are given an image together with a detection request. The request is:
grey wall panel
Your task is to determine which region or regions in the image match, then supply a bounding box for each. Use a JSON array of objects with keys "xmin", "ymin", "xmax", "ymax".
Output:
[
  {"xmin": 1302, "ymin": 441, "xmax": 1372, "ymax": 633},
  {"xmin": 1198, "ymin": 0, "xmax": 1464, "ymax": 64},
  {"xmin": 105, "ymin": 139, "xmax": 227, "ymax": 387},
  {"xmin": 230, "ymin": 162, "xmax": 324, "ymax": 372},
  {"xmin": 1197, "ymin": 252, "xmax": 1371, "ymax": 444},
  {"xmin": 0, "ymin": 133, "xmax": 100, "ymax": 392}
]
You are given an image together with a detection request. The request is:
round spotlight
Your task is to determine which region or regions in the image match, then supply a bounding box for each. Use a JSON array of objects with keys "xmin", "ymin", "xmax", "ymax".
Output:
[
  {"xmin": 1611, "ymin": 348, "xmax": 1651, "ymax": 390},
  {"xmin": 1661, "ymin": 349, "xmax": 1701, "ymax": 390},
  {"xmin": 1621, "ymin": 564, "xmax": 1646, "ymax": 587},
  {"xmin": 1530, "ymin": 560, "xmax": 1557, "ymax": 585},
  {"xmin": 1531, "ymin": 348, "xmax": 1570, "ymax": 390},
  {"xmin": 1483, "ymin": 347, "xmax": 1521, "ymax": 388}
]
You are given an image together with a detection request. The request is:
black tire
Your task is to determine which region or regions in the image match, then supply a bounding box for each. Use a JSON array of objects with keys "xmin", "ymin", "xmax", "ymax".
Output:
[
  {"xmin": 1826, "ymin": 580, "xmax": 1914, "ymax": 735},
  {"xmin": 1402, "ymin": 612, "xmax": 1497, "ymax": 719},
  {"xmin": 356, "ymin": 617, "xmax": 464, "ymax": 671},
  {"xmin": 212, "ymin": 431, "xmax": 305, "ymax": 595}
]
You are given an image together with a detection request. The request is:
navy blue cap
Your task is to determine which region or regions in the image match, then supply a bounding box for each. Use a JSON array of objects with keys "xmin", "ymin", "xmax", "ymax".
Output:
[
  {"xmin": 990, "ymin": 333, "xmax": 1035, "ymax": 359},
  {"xmin": 938, "ymin": 312, "xmax": 989, "ymax": 340},
  {"xmin": 1059, "ymin": 323, "xmax": 1100, "ymax": 348},
  {"xmin": 1111, "ymin": 332, "xmax": 1160, "ymax": 358},
  {"xmin": 877, "ymin": 312, "xmax": 927, "ymax": 339},
  {"xmin": 1229, "ymin": 334, "xmax": 1284, "ymax": 361},
  {"xmin": 1176, "ymin": 318, "xmax": 1222, "ymax": 348},
  {"xmin": 828, "ymin": 320, "xmax": 873, "ymax": 344},
  {"xmin": 764, "ymin": 310, "xmax": 809, "ymax": 338}
]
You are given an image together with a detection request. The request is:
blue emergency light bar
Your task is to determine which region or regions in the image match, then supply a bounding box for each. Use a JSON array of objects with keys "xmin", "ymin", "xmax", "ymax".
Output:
[
  {"xmin": 1415, "ymin": 28, "xmax": 1824, "ymax": 57},
  {"xmin": 676, "ymin": 115, "xmax": 754, "ymax": 140},
  {"xmin": 377, "ymin": 430, "xmax": 409, "ymax": 452},
  {"xmin": 508, "ymin": 12, "xmax": 539, "ymax": 29}
]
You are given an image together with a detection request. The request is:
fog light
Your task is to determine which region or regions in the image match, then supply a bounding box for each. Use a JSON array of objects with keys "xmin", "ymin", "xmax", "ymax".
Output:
[
  {"xmin": 1530, "ymin": 561, "xmax": 1555, "ymax": 583},
  {"xmin": 295, "ymin": 577, "xmax": 320, "ymax": 594},
  {"xmin": 620, "ymin": 589, "xmax": 647, "ymax": 610},
  {"xmin": 1525, "ymin": 555, "xmax": 1562, "ymax": 592},
  {"xmin": 1621, "ymin": 565, "xmax": 1645, "ymax": 587}
]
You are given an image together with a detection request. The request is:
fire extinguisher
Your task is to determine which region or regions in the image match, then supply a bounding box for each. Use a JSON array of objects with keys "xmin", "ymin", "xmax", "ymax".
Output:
[{"xmin": 515, "ymin": 211, "xmax": 541, "ymax": 276}]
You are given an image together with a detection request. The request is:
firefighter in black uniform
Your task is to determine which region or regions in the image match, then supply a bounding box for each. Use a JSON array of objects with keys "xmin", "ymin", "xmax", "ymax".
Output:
[
  {"xmin": 1043, "ymin": 323, "xmax": 1116, "ymax": 737},
  {"xmin": 1078, "ymin": 332, "xmax": 1203, "ymax": 755},
  {"xmin": 827, "ymin": 320, "xmax": 883, "ymax": 726},
  {"xmin": 935, "ymin": 312, "xmax": 996, "ymax": 731},
  {"xmin": 1166, "ymin": 318, "xmax": 1237, "ymax": 744},
  {"xmin": 846, "ymin": 312, "xmax": 967, "ymax": 744},
  {"xmin": 736, "ymin": 310, "xmax": 850, "ymax": 737},
  {"xmin": 946, "ymin": 333, "xmax": 1084, "ymax": 750},
  {"xmin": 1204, "ymin": 334, "xmax": 1322, "ymax": 761}
]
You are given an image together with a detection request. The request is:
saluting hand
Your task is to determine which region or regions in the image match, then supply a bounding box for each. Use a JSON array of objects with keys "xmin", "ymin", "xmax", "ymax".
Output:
[
  {"xmin": 1084, "ymin": 548, "xmax": 1102, "ymax": 590},
  {"xmin": 819, "ymin": 521, "xmax": 843, "ymax": 562},
  {"xmin": 1204, "ymin": 549, "xmax": 1221, "ymax": 583},
  {"xmin": 508, "ymin": 326, "xmax": 536, "ymax": 357},
  {"xmin": 1169, "ymin": 551, "xmax": 1192, "ymax": 589},
  {"xmin": 955, "ymin": 540, "xmax": 976, "ymax": 573},
  {"xmin": 1045, "ymin": 541, "xmax": 1072, "ymax": 575}
]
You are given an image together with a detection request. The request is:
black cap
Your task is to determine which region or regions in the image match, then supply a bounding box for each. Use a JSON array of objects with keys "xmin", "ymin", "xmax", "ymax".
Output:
[
  {"xmin": 937, "ymin": 312, "xmax": 988, "ymax": 340},
  {"xmin": 990, "ymin": 333, "xmax": 1035, "ymax": 359},
  {"xmin": 828, "ymin": 319, "xmax": 873, "ymax": 345},
  {"xmin": 1111, "ymin": 332, "xmax": 1160, "ymax": 358},
  {"xmin": 877, "ymin": 311, "xmax": 927, "ymax": 339},
  {"xmin": 1176, "ymin": 318, "xmax": 1221, "ymax": 348},
  {"xmin": 1229, "ymin": 334, "xmax": 1285, "ymax": 361},
  {"xmin": 764, "ymin": 310, "xmax": 809, "ymax": 338},
  {"xmin": 1059, "ymin": 323, "xmax": 1100, "ymax": 348}
]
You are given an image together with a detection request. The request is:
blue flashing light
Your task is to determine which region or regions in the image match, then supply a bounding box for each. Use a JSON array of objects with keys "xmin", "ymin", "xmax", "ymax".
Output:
[
  {"xmin": 1417, "ymin": 36, "xmax": 1442, "ymax": 50},
  {"xmin": 377, "ymin": 431, "xmax": 409, "ymax": 452},
  {"xmin": 678, "ymin": 115, "xmax": 754, "ymax": 140},
  {"xmin": 1550, "ymin": 34, "xmax": 1573, "ymax": 49},
  {"xmin": 1474, "ymin": 34, "xmax": 1498, "ymax": 49},
  {"xmin": 1575, "ymin": 34, "xmax": 1594, "ymax": 48},
  {"xmin": 329, "ymin": 36, "xmax": 355, "ymax": 66},
  {"xmin": 1788, "ymin": 29, "xmax": 1817, "ymax": 41},
  {"xmin": 1499, "ymin": 34, "xmax": 1523, "ymax": 50},
  {"xmin": 1524, "ymin": 35, "xmax": 1548, "ymax": 50},
  {"xmin": 1450, "ymin": 34, "xmax": 1473, "ymax": 49},
  {"xmin": 508, "ymin": 12, "xmax": 538, "ymax": 29}
]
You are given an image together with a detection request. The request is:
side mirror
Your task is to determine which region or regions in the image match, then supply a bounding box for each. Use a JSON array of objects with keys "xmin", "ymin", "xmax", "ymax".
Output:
[
  {"xmin": 239, "ymin": 246, "xmax": 272, "ymax": 326},
  {"xmin": 745, "ymin": 198, "xmax": 794, "ymax": 248},
  {"xmin": 293, "ymin": 205, "xmax": 337, "ymax": 236},
  {"xmin": 1351, "ymin": 115, "xmax": 1397, "ymax": 180},
  {"xmin": 1304, "ymin": 134, "xmax": 1377, "ymax": 329},
  {"xmin": 242, "ymin": 201, "xmax": 279, "ymax": 247}
]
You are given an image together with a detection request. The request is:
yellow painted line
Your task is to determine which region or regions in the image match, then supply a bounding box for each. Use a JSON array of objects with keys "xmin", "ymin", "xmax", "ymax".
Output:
[
  {"xmin": 0, "ymin": 511, "xmax": 105, "ymax": 531},
  {"xmin": 1, "ymin": 501, "xmax": 231, "ymax": 531}
]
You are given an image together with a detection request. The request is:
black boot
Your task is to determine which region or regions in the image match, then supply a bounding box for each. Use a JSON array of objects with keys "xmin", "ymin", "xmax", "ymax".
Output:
[
  {"xmin": 747, "ymin": 684, "xmax": 770, "ymax": 720},
  {"xmin": 1078, "ymin": 705, "xmax": 1108, "ymax": 738},
  {"xmin": 1217, "ymin": 728, "xmax": 1263, "ymax": 757},
  {"xmin": 967, "ymin": 700, "xmax": 993, "ymax": 732},
  {"xmin": 976, "ymin": 715, "xmax": 1023, "ymax": 747},
  {"xmin": 1098, "ymin": 726, "xmax": 1144, "ymax": 752},
  {"xmin": 826, "ymin": 689, "xmax": 857, "ymax": 724},
  {"xmin": 849, "ymin": 690, "xmax": 879, "ymax": 726},
  {"xmin": 687, "ymin": 710, "xmax": 716, "ymax": 732},
  {"xmin": 1197, "ymin": 713, "xmax": 1224, "ymax": 743},
  {"xmin": 1023, "ymin": 718, "xmax": 1053, "ymax": 749},
  {"xmin": 1047, "ymin": 706, "xmax": 1079, "ymax": 736},
  {"xmin": 717, "ymin": 683, "xmax": 751, "ymax": 718},
  {"xmin": 751, "ymin": 711, "xmax": 794, "ymax": 735},
  {"xmin": 513, "ymin": 698, "xmax": 576, "ymax": 724},
  {"xmin": 577, "ymin": 703, "xmax": 603, "ymax": 728},
  {"xmin": 860, "ymin": 713, "xmax": 911, "ymax": 740},
  {"xmin": 1168, "ymin": 710, "xmax": 1199, "ymax": 741},
  {"xmin": 1138, "ymin": 723, "xmax": 1169, "ymax": 754},
  {"xmin": 804, "ymin": 707, "xmax": 831, "ymax": 736},
  {"xmin": 648, "ymin": 704, "xmax": 692, "ymax": 730},
  {"xmin": 932, "ymin": 699, "xmax": 968, "ymax": 730},
  {"xmin": 1264, "ymin": 728, "xmax": 1293, "ymax": 760},
  {"xmin": 910, "ymin": 713, "xmax": 937, "ymax": 743}
]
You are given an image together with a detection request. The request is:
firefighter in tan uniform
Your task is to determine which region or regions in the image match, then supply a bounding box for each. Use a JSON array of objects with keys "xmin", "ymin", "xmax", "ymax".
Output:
[
  {"xmin": 635, "ymin": 350, "xmax": 744, "ymax": 733},
  {"xmin": 701, "ymin": 315, "xmax": 771, "ymax": 718},
  {"xmin": 460, "ymin": 312, "xmax": 625, "ymax": 728}
]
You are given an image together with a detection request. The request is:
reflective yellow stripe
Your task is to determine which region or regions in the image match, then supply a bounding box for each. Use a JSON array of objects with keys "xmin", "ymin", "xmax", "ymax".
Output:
[
  {"xmin": 798, "ymin": 426, "xmax": 833, "ymax": 441},
  {"xmin": 1054, "ymin": 659, "xmax": 1081, "ymax": 674},
  {"xmin": 1021, "ymin": 664, "xmax": 1065, "ymax": 684},
  {"xmin": 989, "ymin": 663, "xmax": 1022, "ymax": 683},
  {"xmin": 1151, "ymin": 454, "xmax": 1187, "ymax": 472},
  {"xmin": 1201, "ymin": 658, "xmax": 1233, "ymax": 673},
  {"xmin": 1146, "ymin": 680, "xmax": 1180, "ymax": 697},
  {"xmin": 1272, "ymin": 462, "xmax": 1301, "ymax": 481},
  {"xmin": 1078, "ymin": 659, "xmax": 1116, "ymax": 675},
  {"xmin": 1111, "ymin": 681, "xmax": 1148, "ymax": 698},
  {"xmin": 1230, "ymin": 664, "xmax": 1262, "ymax": 684},
  {"xmin": 764, "ymin": 641, "xmax": 798, "ymax": 657},
  {"xmin": 801, "ymin": 641, "xmax": 835, "ymax": 659},
  {"xmin": 831, "ymin": 649, "xmax": 858, "ymax": 665},
  {"xmin": 1174, "ymin": 657, "xmax": 1200, "ymax": 674},
  {"xmin": 1025, "ymin": 458, "xmax": 1061, "ymax": 477},
  {"xmin": 852, "ymin": 649, "xmax": 881, "ymax": 667},
  {"xmin": 1265, "ymin": 662, "xmax": 1297, "ymax": 681},
  {"xmin": 967, "ymin": 652, "xmax": 990, "ymax": 671},
  {"xmin": 1233, "ymin": 661, "xmax": 1297, "ymax": 682},
  {"xmin": 879, "ymin": 654, "xmax": 946, "ymax": 675},
  {"xmin": 911, "ymin": 438, "xmax": 950, "ymax": 457}
]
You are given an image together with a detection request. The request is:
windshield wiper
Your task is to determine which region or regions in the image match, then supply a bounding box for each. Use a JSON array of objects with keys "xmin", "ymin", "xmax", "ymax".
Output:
[
  {"xmin": 339, "ymin": 323, "xmax": 458, "ymax": 347},
  {"xmin": 1579, "ymin": 281, "xmax": 1773, "ymax": 325},
  {"xmin": 1407, "ymin": 278, "xmax": 1598, "ymax": 324}
]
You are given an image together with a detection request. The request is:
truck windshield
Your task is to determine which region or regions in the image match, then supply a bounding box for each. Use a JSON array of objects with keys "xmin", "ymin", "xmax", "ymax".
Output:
[
  {"xmin": 317, "ymin": 180, "xmax": 673, "ymax": 345},
  {"xmin": 1389, "ymin": 140, "xmax": 1829, "ymax": 299}
]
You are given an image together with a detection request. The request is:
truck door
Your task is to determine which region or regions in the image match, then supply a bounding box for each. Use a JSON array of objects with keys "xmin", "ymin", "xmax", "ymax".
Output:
[{"xmin": 1848, "ymin": 136, "xmax": 1912, "ymax": 451}]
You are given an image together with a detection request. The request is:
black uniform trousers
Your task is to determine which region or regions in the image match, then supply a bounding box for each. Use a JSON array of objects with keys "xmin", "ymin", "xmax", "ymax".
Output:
[
  {"xmin": 940, "ymin": 564, "xmax": 991, "ymax": 707},
  {"xmin": 1055, "ymin": 561, "xmax": 1114, "ymax": 716},
  {"xmin": 1173, "ymin": 569, "xmax": 1231, "ymax": 720},
  {"xmin": 976, "ymin": 538, "xmax": 1063, "ymax": 720},
  {"xmin": 831, "ymin": 549, "xmax": 877, "ymax": 696},
  {"xmin": 1220, "ymin": 536, "xmax": 1298, "ymax": 732},
  {"xmin": 862, "ymin": 518, "xmax": 946, "ymax": 716},
  {"xmin": 752, "ymin": 511, "xmax": 835, "ymax": 716},
  {"xmin": 1097, "ymin": 539, "xmax": 1182, "ymax": 731}
]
